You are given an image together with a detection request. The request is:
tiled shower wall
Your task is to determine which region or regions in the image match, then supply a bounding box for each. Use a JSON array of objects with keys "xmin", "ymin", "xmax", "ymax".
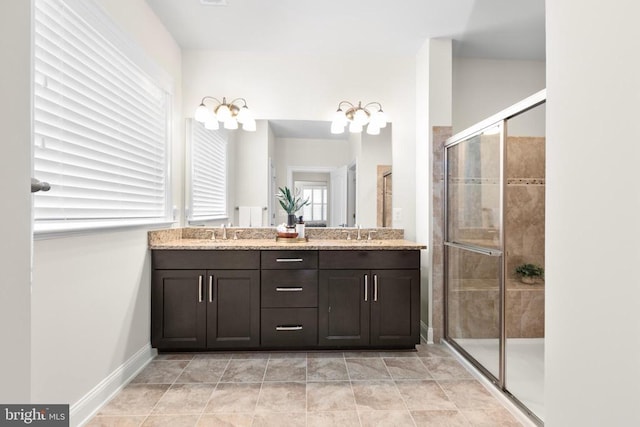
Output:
[{"xmin": 505, "ymin": 136, "xmax": 545, "ymax": 338}]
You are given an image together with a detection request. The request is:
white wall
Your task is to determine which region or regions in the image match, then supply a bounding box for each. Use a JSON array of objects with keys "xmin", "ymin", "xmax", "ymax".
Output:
[
  {"xmin": 274, "ymin": 137, "xmax": 351, "ymax": 225},
  {"xmin": 30, "ymin": 0, "xmax": 182, "ymax": 419},
  {"xmin": 545, "ymin": 1, "xmax": 640, "ymax": 425},
  {"xmin": 453, "ymin": 57, "xmax": 545, "ymax": 133},
  {"xmin": 358, "ymin": 126, "xmax": 393, "ymax": 227},
  {"xmin": 182, "ymin": 51, "xmax": 417, "ymax": 238},
  {"xmin": 233, "ymin": 120, "xmax": 270, "ymax": 226},
  {"xmin": 416, "ymin": 39, "xmax": 452, "ymax": 341},
  {"xmin": 0, "ymin": 0, "xmax": 32, "ymax": 402}
]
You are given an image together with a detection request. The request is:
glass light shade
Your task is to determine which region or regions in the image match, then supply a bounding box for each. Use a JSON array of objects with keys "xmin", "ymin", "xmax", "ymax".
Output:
[
  {"xmin": 373, "ymin": 110, "xmax": 388, "ymax": 128},
  {"xmin": 216, "ymin": 104, "xmax": 232, "ymax": 122},
  {"xmin": 366, "ymin": 123, "xmax": 380, "ymax": 135},
  {"xmin": 353, "ymin": 108, "xmax": 369, "ymax": 126},
  {"xmin": 331, "ymin": 121, "xmax": 345, "ymax": 134},
  {"xmin": 224, "ymin": 118, "xmax": 238, "ymax": 130},
  {"xmin": 332, "ymin": 109, "xmax": 347, "ymax": 125},
  {"xmin": 204, "ymin": 116, "xmax": 219, "ymax": 130},
  {"xmin": 236, "ymin": 106, "xmax": 253, "ymax": 124},
  {"xmin": 242, "ymin": 118, "xmax": 257, "ymax": 132},
  {"xmin": 349, "ymin": 121, "xmax": 363, "ymax": 133},
  {"xmin": 194, "ymin": 104, "xmax": 210, "ymax": 123}
]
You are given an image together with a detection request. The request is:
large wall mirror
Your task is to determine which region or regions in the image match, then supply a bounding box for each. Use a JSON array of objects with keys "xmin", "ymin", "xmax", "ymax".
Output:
[{"xmin": 189, "ymin": 119, "xmax": 393, "ymax": 228}]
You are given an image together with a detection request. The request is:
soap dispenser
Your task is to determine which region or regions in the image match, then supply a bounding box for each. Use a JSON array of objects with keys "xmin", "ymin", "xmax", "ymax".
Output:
[{"xmin": 296, "ymin": 216, "xmax": 305, "ymax": 240}]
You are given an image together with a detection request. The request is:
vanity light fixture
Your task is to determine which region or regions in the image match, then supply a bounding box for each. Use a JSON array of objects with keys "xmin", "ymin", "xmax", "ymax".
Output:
[
  {"xmin": 330, "ymin": 101, "xmax": 389, "ymax": 135},
  {"xmin": 194, "ymin": 96, "xmax": 256, "ymax": 132}
]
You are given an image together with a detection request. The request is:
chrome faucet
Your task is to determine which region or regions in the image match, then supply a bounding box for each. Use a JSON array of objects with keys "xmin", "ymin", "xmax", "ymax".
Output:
[
  {"xmin": 356, "ymin": 224, "xmax": 362, "ymax": 240},
  {"xmin": 221, "ymin": 224, "xmax": 227, "ymax": 240},
  {"xmin": 206, "ymin": 229, "xmax": 216, "ymax": 240},
  {"xmin": 367, "ymin": 230, "xmax": 377, "ymax": 241}
]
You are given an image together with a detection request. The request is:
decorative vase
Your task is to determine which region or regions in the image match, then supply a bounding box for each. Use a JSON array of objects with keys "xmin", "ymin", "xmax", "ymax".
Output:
[
  {"xmin": 287, "ymin": 214, "xmax": 297, "ymax": 228},
  {"xmin": 520, "ymin": 276, "xmax": 536, "ymax": 285}
]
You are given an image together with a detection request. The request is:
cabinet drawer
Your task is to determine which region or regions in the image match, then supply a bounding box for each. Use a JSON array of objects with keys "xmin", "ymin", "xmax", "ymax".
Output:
[
  {"xmin": 261, "ymin": 250, "xmax": 318, "ymax": 269},
  {"xmin": 153, "ymin": 250, "xmax": 260, "ymax": 270},
  {"xmin": 261, "ymin": 270, "xmax": 318, "ymax": 308},
  {"xmin": 319, "ymin": 250, "xmax": 420, "ymax": 270},
  {"xmin": 261, "ymin": 308, "xmax": 318, "ymax": 347}
]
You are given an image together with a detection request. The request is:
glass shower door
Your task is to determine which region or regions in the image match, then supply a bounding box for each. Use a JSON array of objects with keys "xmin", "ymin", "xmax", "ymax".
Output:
[{"xmin": 445, "ymin": 124, "xmax": 504, "ymax": 381}]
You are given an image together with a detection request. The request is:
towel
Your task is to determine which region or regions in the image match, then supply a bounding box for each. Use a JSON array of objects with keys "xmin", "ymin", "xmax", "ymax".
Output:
[
  {"xmin": 238, "ymin": 206, "xmax": 251, "ymax": 227},
  {"xmin": 250, "ymin": 206, "xmax": 263, "ymax": 227}
]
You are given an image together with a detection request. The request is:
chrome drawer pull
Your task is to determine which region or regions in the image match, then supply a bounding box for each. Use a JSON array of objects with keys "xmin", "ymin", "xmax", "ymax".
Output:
[
  {"xmin": 276, "ymin": 287, "xmax": 303, "ymax": 292},
  {"xmin": 209, "ymin": 276, "xmax": 213, "ymax": 302},
  {"xmin": 275, "ymin": 325, "xmax": 303, "ymax": 331},
  {"xmin": 198, "ymin": 276, "xmax": 203, "ymax": 302},
  {"xmin": 276, "ymin": 258, "xmax": 304, "ymax": 262}
]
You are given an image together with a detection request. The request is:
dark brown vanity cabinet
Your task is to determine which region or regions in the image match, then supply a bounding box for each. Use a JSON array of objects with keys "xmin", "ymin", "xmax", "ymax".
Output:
[
  {"xmin": 151, "ymin": 248, "xmax": 421, "ymax": 351},
  {"xmin": 151, "ymin": 250, "xmax": 260, "ymax": 350},
  {"xmin": 318, "ymin": 251, "xmax": 420, "ymax": 348},
  {"xmin": 260, "ymin": 250, "xmax": 318, "ymax": 347}
]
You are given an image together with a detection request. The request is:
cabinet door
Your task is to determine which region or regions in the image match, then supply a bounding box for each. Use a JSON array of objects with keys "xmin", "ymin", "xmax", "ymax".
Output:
[
  {"xmin": 206, "ymin": 270, "xmax": 260, "ymax": 348},
  {"xmin": 318, "ymin": 270, "xmax": 369, "ymax": 346},
  {"xmin": 370, "ymin": 269, "xmax": 420, "ymax": 346},
  {"xmin": 152, "ymin": 270, "xmax": 206, "ymax": 350}
]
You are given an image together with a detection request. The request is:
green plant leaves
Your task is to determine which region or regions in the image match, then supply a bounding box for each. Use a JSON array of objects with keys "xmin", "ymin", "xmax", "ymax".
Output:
[{"xmin": 277, "ymin": 186, "xmax": 310, "ymax": 214}]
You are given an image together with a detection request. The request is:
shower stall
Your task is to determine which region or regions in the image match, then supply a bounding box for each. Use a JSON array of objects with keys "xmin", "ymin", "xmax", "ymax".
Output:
[{"xmin": 444, "ymin": 91, "xmax": 546, "ymax": 425}]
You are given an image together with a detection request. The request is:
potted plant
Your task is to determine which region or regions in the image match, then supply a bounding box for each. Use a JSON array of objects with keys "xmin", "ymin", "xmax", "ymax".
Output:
[
  {"xmin": 515, "ymin": 263, "xmax": 544, "ymax": 284},
  {"xmin": 277, "ymin": 186, "xmax": 310, "ymax": 227}
]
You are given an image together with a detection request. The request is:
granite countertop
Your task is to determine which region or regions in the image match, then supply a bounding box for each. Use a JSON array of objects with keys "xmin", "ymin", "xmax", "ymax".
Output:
[{"xmin": 149, "ymin": 228, "xmax": 426, "ymax": 250}]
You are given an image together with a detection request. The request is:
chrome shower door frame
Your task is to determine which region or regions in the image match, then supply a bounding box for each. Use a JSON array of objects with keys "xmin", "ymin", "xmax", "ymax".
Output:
[{"xmin": 442, "ymin": 89, "xmax": 546, "ymax": 426}]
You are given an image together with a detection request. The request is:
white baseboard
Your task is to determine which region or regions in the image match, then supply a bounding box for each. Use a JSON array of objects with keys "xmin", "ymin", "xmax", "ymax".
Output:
[
  {"xmin": 72, "ymin": 344, "xmax": 157, "ymax": 427},
  {"xmin": 420, "ymin": 321, "xmax": 434, "ymax": 344}
]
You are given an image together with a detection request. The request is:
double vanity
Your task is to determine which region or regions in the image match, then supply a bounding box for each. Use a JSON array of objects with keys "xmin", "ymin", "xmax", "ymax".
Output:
[{"xmin": 149, "ymin": 227, "xmax": 425, "ymax": 352}]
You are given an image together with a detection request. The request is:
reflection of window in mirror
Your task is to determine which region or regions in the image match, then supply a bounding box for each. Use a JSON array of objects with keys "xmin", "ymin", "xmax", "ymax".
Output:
[{"xmin": 295, "ymin": 181, "xmax": 327, "ymax": 226}]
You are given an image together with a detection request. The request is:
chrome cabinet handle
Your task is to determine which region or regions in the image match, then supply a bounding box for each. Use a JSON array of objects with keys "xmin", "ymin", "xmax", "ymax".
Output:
[
  {"xmin": 364, "ymin": 274, "xmax": 368, "ymax": 301},
  {"xmin": 276, "ymin": 325, "xmax": 303, "ymax": 331},
  {"xmin": 276, "ymin": 258, "xmax": 303, "ymax": 262},
  {"xmin": 374, "ymin": 274, "xmax": 378, "ymax": 302},
  {"xmin": 276, "ymin": 287, "xmax": 303, "ymax": 292},
  {"xmin": 209, "ymin": 276, "xmax": 213, "ymax": 302},
  {"xmin": 198, "ymin": 275, "xmax": 203, "ymax": 302}
]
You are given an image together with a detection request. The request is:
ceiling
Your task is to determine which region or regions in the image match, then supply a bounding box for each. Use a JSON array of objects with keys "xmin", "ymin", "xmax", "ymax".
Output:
[
  {"xmin": 145, "ymin": 0, "xmax": 545, "ymax": 60},
  {"xmin": 269, "ymin": 120, "xmax": 348, "ymax": 140}
]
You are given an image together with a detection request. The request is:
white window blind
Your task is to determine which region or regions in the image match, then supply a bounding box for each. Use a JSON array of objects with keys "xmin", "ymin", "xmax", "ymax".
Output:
[
  {"xmin": 301, "ymin": 185, "xmax": 328, "ymax": 221},
  {"xmin": 33, "ymin": 0, "xmax": 171, "ymax": 233},
  {"xmin": 188, "ymin": 121, "xmax": 228, "ymax": 221}
]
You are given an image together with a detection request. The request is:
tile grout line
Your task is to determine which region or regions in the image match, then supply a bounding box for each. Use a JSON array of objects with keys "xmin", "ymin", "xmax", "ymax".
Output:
[
  {"xmin": 196, "ymin": 356, "xmax": 232, "ymax": 426},
  {"xmin": 344, "ymin": 354, "xmax": 365, "ymax": 427},
  {"xmin": 381, "ymin": 357, "xmax": 418, "ymax": 427},
  {"xmin": 305, "ymin": 353, "xmax": 308, "ymax": 427},
  {"xmin": 140, "ymin": 358, "xmax": 192, "ymax": 425}
]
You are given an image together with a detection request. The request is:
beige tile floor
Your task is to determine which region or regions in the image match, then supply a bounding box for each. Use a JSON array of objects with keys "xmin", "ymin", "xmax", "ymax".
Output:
[{"xmin": 87, "ymin": 344, "xmax": 523, "ymax": 426}]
